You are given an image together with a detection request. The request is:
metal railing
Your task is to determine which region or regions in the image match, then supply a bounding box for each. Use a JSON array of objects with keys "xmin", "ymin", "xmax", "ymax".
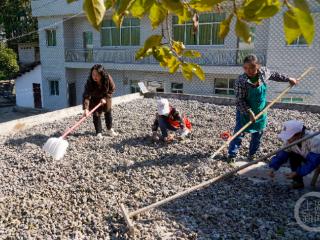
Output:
[{"xmin": 65, "ymin": 48, "xmax": 267, "ymax": 66}]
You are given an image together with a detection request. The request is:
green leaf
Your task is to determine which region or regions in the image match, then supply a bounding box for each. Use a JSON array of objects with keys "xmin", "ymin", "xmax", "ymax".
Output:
[
  {"xmin": 283, "ymin": 10, "xmax": 301, "ymax": 45},
  {"xmin": 190, "ymin": 63, "xmax": 205, "ymax": 80},
  {"xmin": 83, "ymin": 0, "xmax": 106, "ymax": 30},
  {"xmin": 219, "ymin": 13, "xmax": 233, "ymax": 39},
  {"xmin": 235, "ymin": 18, "xmax": 251, "ymax": 43},
  {"xmin": 161, "ymin": 0, "xmax": 184, "ymax": 15},
  {"xmin": 292, "ymin": 0, "xmax": 314, "ymax": 45},
  {"xmin": 67, "ymin": 0, "xmax": 78, "ymax": 3},
  {"xmin": 181, "ymin": 63, "xmax": 193, "ymax": 80},
  {"xmin": 183, "ymin": 50, "xmax": 201, "ymax": 58},
  {"xmin": 257, "ymin": 0, "xmax": 281, "ymax": 19},
  {"xmin": 172, "ymin": 41, "xmax": 185, "ymax": 56},
  {"xmin": 189, "ymin": 0, "xmax": 224, "ymax": 12},
  {"xmin": 114, "ymin": 0, "xmax": 134, "ymax": 15},
  {"xmin": 243, "ymin": 0, "xmax": 265, "ymax": 19},
  {"xmin": 135, "ymin": 35, "xmax": 163, "ymax": 60},
  {"xmin": 149, "ymin": 2, "xmax": 167, "ymax": 29},
  {"xmin": 104, "ymin": 0, "xmax": 113, "ymax": 10},
  {"xmin": 130, "ymin": 0, "xmax": 154, "ymax": 18},
  {"xmin": 144, "ymin": 34, "xmax": 163, "ymax": 50},
  {"xmin": 112, "ymin": 13, "xmax": 124, "ymax": 28}
]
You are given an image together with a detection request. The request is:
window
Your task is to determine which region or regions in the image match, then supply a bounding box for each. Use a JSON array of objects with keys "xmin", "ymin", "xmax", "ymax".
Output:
[
  {"xmin": 130, "ymin": 80, "xmax": 140, "ymax": 93},
  {"xmin": 288, "ymin": 35, "xmax": 307, "ymax": 46},
  {"xmin": 101, "ymin": 18, "xmax": 140, "ymax": 46},
  {"xmin": 46, "ymin": 29, "xmax": 57, "ymax": 46},
  {"xmin": 171, "ymin": 83, "xmax": 183, "ymax": 93},
  {"xmin": 49, "ymin": 80, "xmax": 59, "ymax": 96},
  {"xmin": 214, "ymin": 78, "xmax": 235, "ymax": 95},
  {"xmin": 173, "ymin": 13, "xmax": 225, "ymax": 45},
  {"xmin": 281, "ymin": 97, "xmax": 304, "ymax": 103},
  {"xmin": 147, "ymin": 81, "xmax": 164, "ymax": 92}
]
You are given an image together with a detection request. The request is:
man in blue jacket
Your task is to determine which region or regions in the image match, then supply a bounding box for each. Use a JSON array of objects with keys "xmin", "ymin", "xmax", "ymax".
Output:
[{"xmin": 269, "ymin": 120, "xmax": 320, "ymax": 189}]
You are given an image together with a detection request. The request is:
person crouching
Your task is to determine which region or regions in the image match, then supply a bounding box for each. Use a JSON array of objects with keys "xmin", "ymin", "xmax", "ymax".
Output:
[
  {"xmin": 152, "ymin": 98, "xmax": 191, "ymax": 142},
  {"xmin": 269, "ymin": 120, "xmax": 320, "ymax": 189}
]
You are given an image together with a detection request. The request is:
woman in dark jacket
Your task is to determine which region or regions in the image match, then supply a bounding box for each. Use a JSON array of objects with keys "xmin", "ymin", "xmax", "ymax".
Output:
[{"xmin": 83, "ymin": 64, "xmax": 118, "ymax": 138}]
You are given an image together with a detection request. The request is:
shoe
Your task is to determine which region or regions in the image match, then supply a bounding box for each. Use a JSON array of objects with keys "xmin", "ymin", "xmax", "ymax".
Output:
[
  {"xmin": 227, "ymin": 155, "xmax": 236, "ymax": 163},
  {"xmin": 106, "ymin": 128, "xmax": 118, "ymax": 137},
  {"xmin": 292, "ymin": 181, "xmax": 304, "ymax": 189},
  {"xmin": 96, "ymin": 133, "xmax": 103, "ymax": 139}
]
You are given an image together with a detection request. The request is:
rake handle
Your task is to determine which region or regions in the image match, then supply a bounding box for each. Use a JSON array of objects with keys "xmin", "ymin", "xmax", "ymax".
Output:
[
  {"xmin": 210, "ymin": 67, "xmax": 313, "ymax": 159},
  {"xmin": 61, "ymin": 103, "xmax": 102, "ymax": 139},
  {"xmin": 129, "ymin": 131, "xmax": 320, "ymax": 218}
]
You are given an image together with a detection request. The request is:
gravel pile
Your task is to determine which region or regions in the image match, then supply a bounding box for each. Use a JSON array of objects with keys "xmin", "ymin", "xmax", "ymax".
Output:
[{"xmin": 1, "ymin": 98, "xmax": 320, "ymax": 239}]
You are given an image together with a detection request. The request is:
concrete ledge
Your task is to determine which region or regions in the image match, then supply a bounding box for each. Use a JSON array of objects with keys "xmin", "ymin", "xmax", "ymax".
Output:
[
  {"xmin": 145, "ymin": 92, "xmax": 320, "ymax": 113},
  {"xmin": 0, "ymin": 93, "xmax": 143, "ymax": 136}
]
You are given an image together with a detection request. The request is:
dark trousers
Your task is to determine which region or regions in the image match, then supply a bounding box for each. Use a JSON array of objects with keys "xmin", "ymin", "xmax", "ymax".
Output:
[
  {"xmin": 289, "ymin": 152, "xmax": 305, "ymax": 183},
  {"xmin": 93, "ymin": 111, "xmax": 112, "ymax": 134}
]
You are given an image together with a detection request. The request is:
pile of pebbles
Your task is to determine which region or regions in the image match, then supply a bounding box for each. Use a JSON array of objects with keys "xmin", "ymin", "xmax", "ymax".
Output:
[{"xmin": 1, "ymin": 98, "xmax": 320, "ymax": 239}]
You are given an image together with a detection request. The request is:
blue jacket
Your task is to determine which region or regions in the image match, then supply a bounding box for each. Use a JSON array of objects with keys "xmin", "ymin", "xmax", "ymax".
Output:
[{"xmin": 269, "ymin": 150, "xmax": 320, "ymax": 177}]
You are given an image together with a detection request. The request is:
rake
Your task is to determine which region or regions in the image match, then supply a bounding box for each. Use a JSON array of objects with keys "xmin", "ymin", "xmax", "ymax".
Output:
[{"xmin": 43, "ymin": 103, "xmax": 102, "ymax": 160}]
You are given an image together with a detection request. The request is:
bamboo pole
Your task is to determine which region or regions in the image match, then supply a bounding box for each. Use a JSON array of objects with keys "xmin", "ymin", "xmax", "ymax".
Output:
[
  {"xmin": 121, "ymin": 131, "xmax": 320, "ymax": 230},
  {"xmin": 210, "ymin": 67, "xmax": 314, "ymax": 159}
]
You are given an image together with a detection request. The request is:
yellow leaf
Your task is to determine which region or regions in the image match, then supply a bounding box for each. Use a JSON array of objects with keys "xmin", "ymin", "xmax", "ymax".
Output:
[
  {"xmin": 83, "ymin": 0, "xmax": 106, "ymax": 30},
  {"xmin": 190, "ymin": 63, "xmax": 205, "ymax": 80},
  {"xmin": 178, "ymin": 6, "xmax": 192, "ymax": 24},
  {"xmin": 104, "ymin": 0, "xmax": 113, "ymax": 10},
  {"xmin": 149, "ymin": 2, "xmax": 167, "ymax": 29},
  {"xmin": 292, "ymin": 0, "xmax": 315, "ymax": 45},
  {"xmin": 283, "ymin": 10, "xmax": 301, "ymax": 45},
  {"xmin": 181, "ymin": 63, "xmax": 193, "ymax": 80},
  {"xmin": 130, "ymin": 0, "xmax": 154, "ymax": 18},
  {"xmin": 183, "ymin": 50, "xmax": 201, "ymax": 58},
  {"xmin": 172, "ymin": 41, "xmax": 185, "ymax": 56},
  {"xmin": 161, "ymin": 0, "xmax": 184, "ymax": 15},
  {"xmin": 257, "ymin": 0, "xmax": 281, "ymax": 19},
  {"xmin": 235, "ymin": 18, "xmax": 251, "ymax": 43},
  {"xmin": 189, "ymin": 0, "xmax": 224, "ymax": 12},
  {"xmin": 219, "ymin": 13, "xmax": 233, "ymax": 39},
  {"xmin": 112, "ymin": 13, "xmax": 124, "ymax": 27}
]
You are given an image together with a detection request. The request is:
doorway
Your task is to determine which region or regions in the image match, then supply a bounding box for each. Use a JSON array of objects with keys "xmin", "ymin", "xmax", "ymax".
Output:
[
  {"xmin": 32, "ymin": 83, "xmax": 42, "ymax": 108},
  {"xmin": 68, "ymin": 83, "xmax": 77, "ymax": 107}
]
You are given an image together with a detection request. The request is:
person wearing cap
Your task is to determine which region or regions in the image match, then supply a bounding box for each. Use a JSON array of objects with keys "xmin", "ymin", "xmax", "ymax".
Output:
[
  {"xmin": 268, "ymin": 120, "xmax": 320, "ymax": 189},
  {"xmin": 152, "ymin": 99, "xmax": 192, "ymax": 142},
  {"xmin": 228, "ymin": 54, "xmax": 297, "ymax": 162}
]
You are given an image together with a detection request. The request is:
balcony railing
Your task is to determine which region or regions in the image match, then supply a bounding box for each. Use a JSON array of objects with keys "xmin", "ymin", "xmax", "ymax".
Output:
[{"xmin": 65, "ymin": 48, "xmax": 267, "ymax": 66}]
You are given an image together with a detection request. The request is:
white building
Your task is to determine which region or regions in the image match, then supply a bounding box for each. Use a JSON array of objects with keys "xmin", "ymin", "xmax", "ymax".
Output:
[
  {"xmin": 31, "ymin": 0, "xmax": 320, "ymax": 110},
  {"xmin": 15, "ymin": 64, "xmax": 42, "ymax": 109}
]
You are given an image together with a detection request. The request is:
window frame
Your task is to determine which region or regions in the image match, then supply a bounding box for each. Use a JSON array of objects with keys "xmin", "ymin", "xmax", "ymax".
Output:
[
  {"xmin": 213, "ymin": 78, "xmax": 235, "ymax": 96},
  {"xmin": 171, "ymin": 82, "xmax": 184, "ymax": 94},
  {"xmin": 49, "ymin": 80, "xmax": 59, "ymax": 96},
  {"xmin": 101, "ymin": 18, "xmax": 140, "ymax": 47},
  {"xmin": 130, "ymin": 80, "xmax": 141, "ymax": 93},
  {"xmin": 172, "ymin": 13, "xmax": 225, "ymax": 46},
  {"xmin": 281, "ymin": 97, "xmax": 304, "ymax": 103},
  {"xmin": 46, "ymin": 29, "xmax": 57, "ymax": 47},
  {"xmin": 286, "ymin": 35, "xmax": 308, "ymax": 47}
]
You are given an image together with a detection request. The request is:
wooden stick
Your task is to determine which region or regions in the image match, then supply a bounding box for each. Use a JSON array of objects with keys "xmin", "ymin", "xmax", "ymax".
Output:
[
  {"xmin": 120, "ymin": 204, "xmax": 135, "ymax": 234},
  {"xmin": 210, "ymin": 67, "xmax": 314, "ymax": 159},
  {"xmin": 311, "ymin": 166, "xmax": 320, "ymax": 187},
  {"xmin": 127, "ymin": 131, "xmax": 320, "ymax": 218}
]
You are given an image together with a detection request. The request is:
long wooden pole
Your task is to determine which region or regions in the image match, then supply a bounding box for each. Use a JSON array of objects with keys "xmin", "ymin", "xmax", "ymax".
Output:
[
  {"xmin": 210, "ymin": 67, "xmax": 314, "ymax": 159},
  {"xmin": 126, "ymin": 131, "xmax": 320, "ymax": 218}
]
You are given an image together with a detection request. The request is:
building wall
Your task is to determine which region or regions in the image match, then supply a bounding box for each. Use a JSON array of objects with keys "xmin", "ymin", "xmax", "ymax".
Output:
[
  {"xmin": 15, "ymin": 65, "xmax": 42, "ymax": 108},
  {"xmin": 38, "ymin": 16, "xmax": 68, "ymax": 110},
  {"xmin": 18, "ymin": 43, "xmax": 37, "ymax": 64}
]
